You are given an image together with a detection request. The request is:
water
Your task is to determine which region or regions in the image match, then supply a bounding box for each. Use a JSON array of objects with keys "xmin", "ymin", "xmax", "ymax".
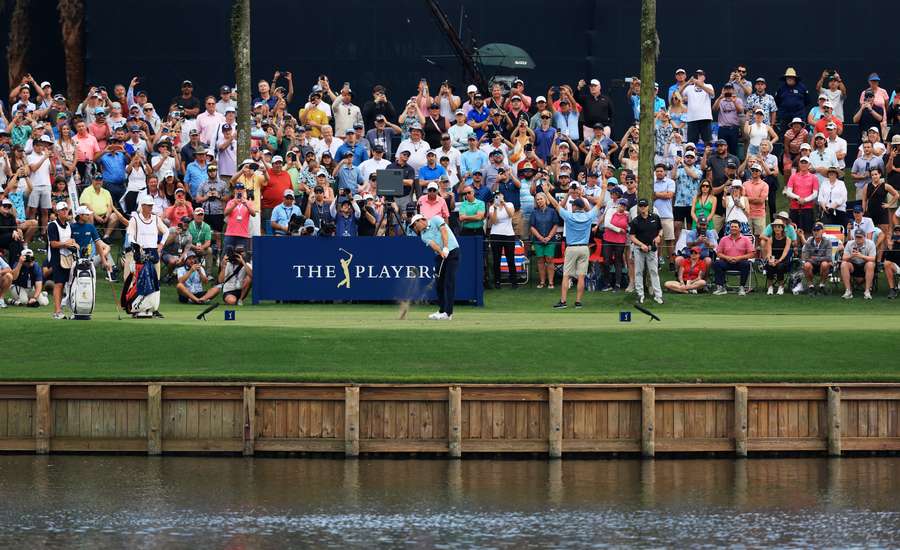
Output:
[{"xmin": 0, "ymin": 456, "xmax": 897, "ymax": 548}]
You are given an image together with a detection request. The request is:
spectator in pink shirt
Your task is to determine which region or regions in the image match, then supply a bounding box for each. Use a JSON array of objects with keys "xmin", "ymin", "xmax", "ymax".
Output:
[
  {"xmin": 785, "ymin": 156, "xmax": 819, "ymax": 234},
  {"xmin": 417, "ymin": 181, "xmax": 450, "ymax": 221},
  {"xmin": 196, "ymin": 95, "xmax": 225, "ymax": 147},
  {"xmin": 712, "ymin": 220, "xmax": 755, "ymax": 295}
]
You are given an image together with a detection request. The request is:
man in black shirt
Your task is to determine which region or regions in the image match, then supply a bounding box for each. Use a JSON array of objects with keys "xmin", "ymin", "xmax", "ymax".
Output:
[
  {"xmin": 577, "ymin": 78, "xmax": 615, "ymax": 139},
  {"xmin": 361, "ymin": 85, "xmax": 397, "ymax": 130},
  {"xmin": 170, "ymin": 80, "xmax": 200, "ymax": 119},
  {"xmin": 628, "ymin": 198, "xmax": 663, "ymax": 304},
  {"xmin": 357, "ymin": 194, "xmax": 378, "ymax": 236},
  {"xmin": 884, "ymin": 226, "xmax": 900, "ymax": 299}
]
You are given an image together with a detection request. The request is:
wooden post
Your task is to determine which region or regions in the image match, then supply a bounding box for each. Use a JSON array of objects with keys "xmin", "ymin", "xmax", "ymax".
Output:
[
  {"xmin": 242, "ymin": 385, "xmax": 255, "ymax": 456},
  {"xmin": 734, "ymin": 386, "xmax": 748, "ymax": 458},
  {"xmin": 344, "ymin": 387, "xmax": 360, "ymax": 457},
  {"xmin": 827, "ymin": 386, "xmax": 841, "ymax": 457},
  {"xmin": 147, "ymin": 384, "xmax": 162, "ymax": 455},
  {"xmin": 35, "ymin": 384, "xmax": 50, "ymax": 454},
  {"xmin": 548, "ymin": 386, "xmax": 563, "ymax": 458},
  {"xmin": 641, "ymin": 386, "xmax": 655, "ymax": 458},
  {"xmin": 448, "ymin": 386, "xmax": 462, "ymax": 458}
]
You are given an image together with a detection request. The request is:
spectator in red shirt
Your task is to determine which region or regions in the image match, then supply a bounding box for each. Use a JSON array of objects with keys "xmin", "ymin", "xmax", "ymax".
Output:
[
  {"xmin": 163, "ymin": 188, "xmax": 194, "ymax": 227},
  {"xmin": 713, "ymin": 220, "xmax": 755, "ymax": 295},
  {"xmin": 262, "ymin": 155, "xmax": 292, "ymax": 234},
  {"xmin": 785, "ymin": 156, "xmax": 819, "ymax": 233},
  {"xmin": 665, "ymin": 247, "xmax": 707, "ymax": 294}
]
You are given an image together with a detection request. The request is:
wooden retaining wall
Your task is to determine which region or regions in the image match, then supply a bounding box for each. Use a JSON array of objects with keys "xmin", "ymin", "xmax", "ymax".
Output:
[{"xmin": 0, "ymin": 383, "xmax": 898, "ymax": 456}]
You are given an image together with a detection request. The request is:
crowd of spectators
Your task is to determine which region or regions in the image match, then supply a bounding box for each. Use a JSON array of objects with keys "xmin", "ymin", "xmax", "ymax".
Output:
[{"xmin": 1, "ymin": 65, "xmax": 900, "ymax": 314}]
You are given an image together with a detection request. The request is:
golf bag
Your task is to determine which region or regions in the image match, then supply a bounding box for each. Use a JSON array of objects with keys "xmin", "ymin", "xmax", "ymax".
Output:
[
  {"xmin": 68, "ymin": 255, "xmax": 96, "ymax": 320},
  {"xmin": 121, "ymin": 247, "xmax": 160, "ymax": 318}
]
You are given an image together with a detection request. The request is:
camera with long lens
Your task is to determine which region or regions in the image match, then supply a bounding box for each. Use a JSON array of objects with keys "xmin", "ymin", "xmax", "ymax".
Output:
[
  {"xmin": 319, "ymin": 221, "xmax": 336, "ymax": 237},
  {"xmin": 288, "ymin": 214, "xmax": 305, "ymax": 235}
]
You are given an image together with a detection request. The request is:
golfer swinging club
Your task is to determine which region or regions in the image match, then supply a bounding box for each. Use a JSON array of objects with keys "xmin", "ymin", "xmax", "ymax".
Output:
[{"xmin": 410, "ymin": 213, "xmax": 459, "ymax": 320}]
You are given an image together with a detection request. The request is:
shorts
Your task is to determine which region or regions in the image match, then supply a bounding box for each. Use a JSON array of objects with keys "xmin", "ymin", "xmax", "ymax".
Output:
[
  {"xmin": 161, "ymin": 253, "xmax": 181, "ymax": 265},
  {"xmin": 848, "ymin": 261, "xmax": 868, "ymax": 277},
  {"xmin": 804, "ymin": 260, "xmax": 829, "ymax": 272},
  {"xmin": 660, "ymin": 218, "xmax": 675, "ymax": 240},
  {"xmin": 749, "ymin": 217, "xmax": 766, "ymax": 236},
  {"xmin": 27, "ymin": 187, "xmax": 52, "ymax": 209},
  {"xmin": 673, "ymin": 206, "xmax": 692, "ymax": 226},
  {"xmin": 248, "ymin": 213, "xmax": 261, "ymax": 237},
  {"xmin": 206, "ymin": 214, "xmax": 225, "ymax": 233},
  {"xmin": 563, "ymin": 245, "xmax": 590, "ymax": 276},
  {"xmin": 533, "ymin": 242, "xmax": 557, "ymax": 258},
  {"xmin": 224, "ymin": 289, "xmax": 241, "ymax": 301},
  {"xmin": 50, "ymin": 262, "xmax": 69, "ymax": 284}
]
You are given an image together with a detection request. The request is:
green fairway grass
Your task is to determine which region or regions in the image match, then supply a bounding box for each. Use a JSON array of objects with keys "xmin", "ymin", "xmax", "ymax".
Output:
[{"xmin": 1, "ymin": 281, "xmax": 898, "ymax": 383}]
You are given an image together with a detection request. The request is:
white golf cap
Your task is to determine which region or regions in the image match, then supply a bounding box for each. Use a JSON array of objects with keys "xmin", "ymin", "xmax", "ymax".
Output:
[
  {"xmin": 730, "ymin": 180, "xmax": 743, "ymax": 188},
  {"xmin": 140, "ymin": 195, "xmax": 155, "ymax": 206},
  {"xmin": 426, "ymin": 182, "xmax": 439, "ymax": 191},
  {"xmin": 39, "ymin": 135, "xmax": 55, "ymax": 144},
  {"xmin": 272, "ymin": 155, "xmax": 284, "ymax": 163},
  {"xmin": 283, "ymin": 189, "xmax": 294, "ymax": 197},
  {"xmin": 750, "ymin": 163, "xmax": 763, "ymax": 171},
  {"xmin": 162, "ymin": 169, "xmax": 174, "ymax": 178},
  {"xmin": 75, "ymin": 205, "xmax": 92, "ymax": 216},
  {"xmin": 362, "ymin": 193, "xmax": 374, "ymax": 200},
  {"xmin": 466, "ymin": 84, "xmax": 478, "ymax": 94},
  {"xmin": 799, "ymin": 142, "xmax": 811, "ymax": 150},
  {"xmin": 54, "ymin": 201, "xmax": 69, "ymax": 211},
  {"xmin": 590, "ymin": 78, "xmax": 601, "ymax": 86},
  {"xmin": 790, "ymin": 117, "xmax": 803, "ymax": 124},
  {"xmin": 409, "ymin": 214, "xmax": 426, "ymax": 225},
  {"xmin": 40, "ymin": 81, "xmax": 51, "ymax": 88},
  {"xmin": 799, "ymin": 156, "xmax": 810, "ymax": 163},
  {"xmin": 535, "ymin": 95, "xmax": 546, "ymax": 103}
]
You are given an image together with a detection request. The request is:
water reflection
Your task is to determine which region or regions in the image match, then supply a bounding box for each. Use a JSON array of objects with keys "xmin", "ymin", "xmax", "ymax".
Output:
[{"xmin": 0, "ymin": 456, "xmax": 897, "ymax": 548}]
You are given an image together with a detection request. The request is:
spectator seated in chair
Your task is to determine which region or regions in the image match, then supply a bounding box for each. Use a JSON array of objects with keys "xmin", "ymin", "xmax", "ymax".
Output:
[
  {"xmin": 882, "ymin": 225, "xmax": 900, "ymax": 299},
  {"xmin": 840, "ymin": 229, "xmax": 877, "ymax": 300},
  {"xmin": 801, "ymin": 222, "xmax": 835, "ymax": 295},
  {"xmin": 713, "ymin": 220, "xmax": 755, "ymax": 295}
]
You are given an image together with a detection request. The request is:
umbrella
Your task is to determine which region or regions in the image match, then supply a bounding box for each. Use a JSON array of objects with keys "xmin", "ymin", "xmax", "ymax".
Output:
[{"xmin": 475, "ymin": 43, "xmax": 536, "ymax": 70}]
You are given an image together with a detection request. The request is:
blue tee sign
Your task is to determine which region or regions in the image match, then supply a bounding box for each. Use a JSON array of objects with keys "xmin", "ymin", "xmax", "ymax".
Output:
[{"xmin": 252, "ymin": 236, "xmax": 484, "ymax": 305}]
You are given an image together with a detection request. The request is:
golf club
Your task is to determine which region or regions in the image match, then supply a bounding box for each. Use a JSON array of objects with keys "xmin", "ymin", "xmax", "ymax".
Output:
[{"xmin": 106, "ymin": 269, "xmax": 123, "ymax": 320}]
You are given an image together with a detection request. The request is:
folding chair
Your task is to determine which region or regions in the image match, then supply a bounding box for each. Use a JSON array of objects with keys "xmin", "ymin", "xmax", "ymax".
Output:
[
  {"xmin": 499, "ymin": 239, "xmax": 529, "ymax": 285},
  {"xmin": 550, "ymin": 242, "xmax": 566, "ymax": 284},
  {"xmin": 585, "ymin": 238, "xmax": 606, "ymax": 291},
  {"xmin": 724, "ymin": 234, "xmax": 756, "ymax": 291}
]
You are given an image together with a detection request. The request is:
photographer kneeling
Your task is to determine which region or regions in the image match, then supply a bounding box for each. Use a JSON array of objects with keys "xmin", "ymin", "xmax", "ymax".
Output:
[
  {"xmin": 175, "ymin": 251, "xmax": 211, "ymax": 304},
  {"xmin": 5, "ymin": 248, "xmax": 48, "ymax": 307},
  {"xmin": 212, "ymin": 245, "xmax": 252, "ymax": 306},
  {"xmin": 270, "ymin": 189, "xmax": 303, "ymax": 236}
]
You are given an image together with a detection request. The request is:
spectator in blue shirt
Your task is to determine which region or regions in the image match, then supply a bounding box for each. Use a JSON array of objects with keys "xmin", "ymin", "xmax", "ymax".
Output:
[
  {"xmin": 183, "ymin": 148, "xmax": 211, "ymax": 197},
  {"xmin": 466, "ymin": 94, "xmax": 490, "ymax": 139},
  {"xmin": 460, "ymin": 136, "xmax": 488, "ymax": 185},
  {"xmin": 543, "ymin": 190, "xmax": 599, "ymax": 309},
  {"xmin": 418, "ymin": 151, "xmax": 447, "ymax": 184},
  {"xmin": 98, "ymin": 137, "xmax": 128, "ymax": 205},
  {"xmin": 774, "ymin": 68, "xmax": 810, "ymax": 133},
  {"xmin": 270, "ymin": 190, "xmax": 303, "ymax": 235},
  {"xmin": 334, "ymin": 129, "xmax": 369, "ymax": 166},
  {"xmin": 534, "ymin": 111, "xmax": 557, "ymax": 163},
  {"xmin": 334, "ymin": 151, "xmax": 364, "ymax": 194}
]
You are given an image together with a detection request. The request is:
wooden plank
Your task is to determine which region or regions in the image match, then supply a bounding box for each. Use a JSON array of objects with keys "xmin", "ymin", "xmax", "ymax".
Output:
[
  {"xmin": 462, "ymin": 439, "xmax": 549, "ymax": 453},
  {"xmin": 256, "ymin": 387, "xmax": 345, "ymax": 401},
  {"xmin": 563, "ymin": 388, "xmax": 641, "ymax": 401},
  {"xmin": 0, "ymin": 437, "xmax": 36, "ymax": 450},
  {"xmin": 462, "ymin": 387, "xmax": 547, "ymax": 402},
  {"xmin": 299, "ymin": 400, "xmax": 311, "ymax": 437},
  {"xmin": 748, "ymin": 437, "xmax": 827, "ymax": 452},
  {"xmin": 422, "ymin": 400, "xmax": 435, "ymax": 440},
  {"xmin": 491, "ymin": 402, "xmax": 505, "ymax": 439},
  {"xmin": 254, "ymin": 438, "xmax": 344, "ymax": 453},
  {"xmin": 877, "ymin": 400, "xmax": 888, "ymax": 437},
  {"xmin": 242, "ymin": 386, "xmax": 255, "ymax": 456},
  {"xmin": 90, "ymin": 400, "xmax": 103, "ymax": 438},
  {"xmin": 115, "ymin": 401, "xmax": 128, "ymax": 438},
  {"xmin": 286, "ymin": 401, "xmax": 298, "ymax": 438},
  {"xmin": 308, "ymin": 401, "xmax": 323, "ymax": 438},
  {"xmin": 198, "ymin": 400, "xmax": 212, "ymax": 439},
  {"xmin": 641, "ymin": 386, "xmax": 655, "ymax": 457},
  {"xmin": 162, "ymin": 439, "xmax": 243, "ymax": 452},
  {"xmin": 0, "ymin": 386, "xmax": 37, "ymax": 399},
  {"xmin": 361, "ymin": 387, "xmax": 448, "ymax": 401},
  {"xmin": 749, "ymin": 387, "xmax": 827, "ymax": 401},
  {"xmin": 147, "ymin": 385, "xmax": 162, "ymax": 455},
  {"xmin": 608, "ymin": 401, "xmax": 620, "ymax": 439},
  {"xmin": 52, "ymin": 386, "xmax": 148, "ymax": 400},
  {"xmin": 209, "ymin": 401, "xmax": 222, "ymax": 439},
  {"xmin": 448, "ymin": 387, "xmax": 461, "ymax": 458},
  {"xmin": 548, "ymin": 387, "xmax": 562, "ymax": 458},
  {"xmin": 162, "ymin": 387, "xmax": 243, "ymax": 400},
  {"xmin": 827, "ymin": 387, "xmax": 841, "ymax": 456},
  {"xmin": 345, "ymin": 387, "xmax": 359, "ymax": 457},
  {"xmin": 734, "ymin": 386, "xmax": 748, "ymax": 457},
  {"xmin": 260, "ymin": 401, "xmax": 275, "ymax": 438},
  {"xmin": 562, "ymin": 439, "xmax": 641, "ymax": 452},
  {"xmin": 655, "ymin": 387, "xmax": 733, "ymax": 401},
  {"xmin": 359, "ymin": 439, "xmax": 450, "ymax": 453},
  {"xmin": 51, "ymin": 437, "xmax": 148, "ymax": 452},
  {"xmin": 53, "ymin": 401, "xmax": 66, "ymax": 438},
  {"xmin": 222, "ymin": 400, "xmax": 238, "ymax": 438},
  {"xmin": 656, "ymin": 438, "xmax": 734, "ymax": 452},
  {"xmin": 321, "ymin": 401, "xmax": 335, "ymax": 439},
  {"xmin": 841, "ymin": 437, "xmax": 900, "ymax": 451},
  {"xmin": 334, "ymin": 401, "xmax": 345, "ymax": 439},
  {"xmin": 673, "ymin": 401, "xmax": 684, "ymax": 439},
  {"xmin": 34, "ymin": 385, "xmax": 50, "ymax": 455},
  {"xmin": 787, "ymin": 400, "xmax": 800, "ymax": 438},
  {"xmin": 841, "ymin": 387, "xmax": 900, "ymax": 400},
  {"xmin": 562, "ymin": 402, "xmax": 575, "ymax": 440},
  {"xmin": 797, "ymin": 399, "xmax": 809, "ymax": 438},
  {"xmin": 515, "ymin": 402, "xmax": 528, "ymax": 440}
]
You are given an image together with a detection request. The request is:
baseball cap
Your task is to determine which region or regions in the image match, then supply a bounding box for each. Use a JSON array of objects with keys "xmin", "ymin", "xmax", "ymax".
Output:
[
  {"xmin": 373, "ymin": 145, "xmax": 385, "ymax": 153},
  {"xmin": 590, "ymin": 78, "xmax": 601, "ymax": 86},
  {"xmin": 466, "ymin": 84, "xmax": 478, "ymax": 94},
  {"xmin": 868, "ymin": 126, "xmax": 880, "ymax": 134},
  {"xmin": 182, "ymin": 79, "xmax": 193, "ymax": 86},
  {"xmin": 572, "ymin": 198, "xmax": 586, "ymax": 209},
  {"xmin": 139, "ymin": 195, "xmax": 155, "ymax": 206},
  {"xmin": 854, "ymin": 229, "xmax": 866, "ymax": 237},
  {"xmin": 175, "ymin": 187, "xmax": 185, "ymax": 195},
  {"xmin": 234, "ymin": 182, "xmax": 245, "ymax": 189},
  {"xmin": 813, "ymin": 222, "xmax": 825, "ymax": 230},
  {"xmin": 1, "ymin": 198, "xmax": 13, "ymax": 207},
  {"xmin": 814, "ymin": 132, "xmax": 825, "ymax": 139},
  {"xmin": 726, "ymin": 160, "xmax": 738, "ymax": 168},
  {"xmin": 189, "ymin": 128, "xmax": 199, "ymax": 135},
  {"xmin": 272, "ymin": 155, "xmax": 284, "ymax": 163},
  {"xmin": 54, "ymin": 201, "xmax": 69, "ymax": 211},
  {"xmin": 409, "ymin": 214, "xmax": 426, "ymax": 225},
  {"xmin": 716, "ymin": 139, "xmax": 727, "ymax": 146},
  {"xmin": 39, "ymin": 135, "xmax": 54, "ymax": 144},
  {"xmin": 193, "ymin": 207, "xmax": 205, "ymax": 215},
  {"xmin": 867, "ymin": 72, "xmax": 880, "ymax": 81},
  {"xmin": 798, "ymin": 156, "xmax": 810, "ymax": 163},
  {"xmin": 690, "ymin": 246, "xmax": 701, "ymax": 254},
  {"xmin": 40, "ymin": 81, "xmax": 51, "ymax": 88},
  {"xmin": 94, "ymin": 107, "xmax": 106, "ymax": 115},
  {"xmin": 426, "ymin": 150, "xmax": 436, "ymax": 156},
  {"xmin": 454, "ymin": 109, "xmax": 465, "ymax": 116},
  {"xmin": 608, "ymin": 185, "xmax": 622, "ymax": 195},
  {"xmin": 535, "ymin": 95, "xmax": 546, "ymax": 103},
  {"xmin": 637, "ymin": 198, "xmax": 650, "ymax": 207},
  {"xmin": 75, "ymin": 205, "xmax": 92, "ymax": 216},
  {"xmin": 776, "ymin": 211, "xmax": 790, "ymax": 220},
  {"xmin": 799, "ymin": 143, "xmax": 812, "ymax": 150},
  {"xmin": 826, "ymin": 122, "xmax": 837, "ymax": 129},
  {"xmin": 179, "ymin": 215, "xmax": 191, "ymax": 224},
  {"xmin": 684, "ymin": 150, "xmax": 697, "ymax": 158},
  {"xmin": 852, "ymin": 204, "xmax": 864, "ymax": 213},
  {"xmin": 426, "ymin": 182, "xmax": 439, "ymax": 191},
  {"xmin": 790, "ymin": 117, "xmax": 803, "ymax": 125},
  {"xmin": 220, "ymin": 85, "xmax": 232, "ymax": 93},
  {"xmin": 754, "ymin": 77, "xmax": 766, "ymax": 83},
  {"xmin": 675, "ymin": 68, "xmax": 686, "ymax": 74},
  {"xmin": 697, "ymin": 215, "xmax": 708, "ymax": 225},
  {"xmin": 753, "ymin": 108, "xmax": 764, "ymax": 115},
  {"xmin": 283, "ymin": 189, "xmax": 294, "ymax": 197},
  {"xmin": 616, "ymin": 198, "xmax": 629, "ymax": 206},
  {"xmin": 730, "ymin": 180, "xmax": 743, "ymax": 188},
  {"xmin": 345, "ymin": 128, "xmax": 356, "ymax": 135},
  {"xmin": 750, "ymin": 163, "xmax": 762, "ymax": 171},
  {"xmin": 162, "ymin": 169, "xmax": 175, "ymax": 178}
]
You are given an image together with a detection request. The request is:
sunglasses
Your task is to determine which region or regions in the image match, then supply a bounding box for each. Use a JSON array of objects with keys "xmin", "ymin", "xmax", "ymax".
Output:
[
  {"xmin": 541, "ymin": 115, "xmax": 550, "ymax": 119},
  {"xmin": 315, "ymin": 190, "xmax": 324, "ymax": 194}
]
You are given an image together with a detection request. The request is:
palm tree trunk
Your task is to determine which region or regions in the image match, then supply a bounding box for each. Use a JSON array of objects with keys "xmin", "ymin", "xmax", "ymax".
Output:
[
  {"xmin": 231, "ymin": 0, "xmax": 251, "ymax": 163},
  {"xmin": 57, "ymin": 0, "xmax": 85, "ymax": 106},
  {"xmin": 638, "ymin": 0, "xmax": 658, "ymax": 202},
  {"xmin": 7, "ymin": 0, "xmax": 31, "ymax": 89}
]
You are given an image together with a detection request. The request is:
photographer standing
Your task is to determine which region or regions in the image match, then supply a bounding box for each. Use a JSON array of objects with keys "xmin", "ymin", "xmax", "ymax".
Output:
[
  {"xmin": 270, "ymin": 189, "xmax": 303, "ymax": 236},
  {"xmin": 223, "ymin": 182, "xmax": 255, "ymax": 253},
  {"xmin": 195, "ymin": 164, "xmax": 229, "ymax": 255},
  {"xmin": 410, "ymin": 214, "xmax": 459, "ymax": 321}
]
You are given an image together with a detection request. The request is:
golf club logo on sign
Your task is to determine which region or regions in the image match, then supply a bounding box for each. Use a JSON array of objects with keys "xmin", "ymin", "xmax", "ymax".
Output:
[{"xmin": 290, "ymin": 248, "xmax": 434, "ymax": 288}]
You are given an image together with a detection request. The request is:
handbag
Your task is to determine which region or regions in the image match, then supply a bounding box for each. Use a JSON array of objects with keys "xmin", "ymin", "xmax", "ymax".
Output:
[{"xmin": 59, "ymin": 253, "xmax": 75, "ymax": 270}]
